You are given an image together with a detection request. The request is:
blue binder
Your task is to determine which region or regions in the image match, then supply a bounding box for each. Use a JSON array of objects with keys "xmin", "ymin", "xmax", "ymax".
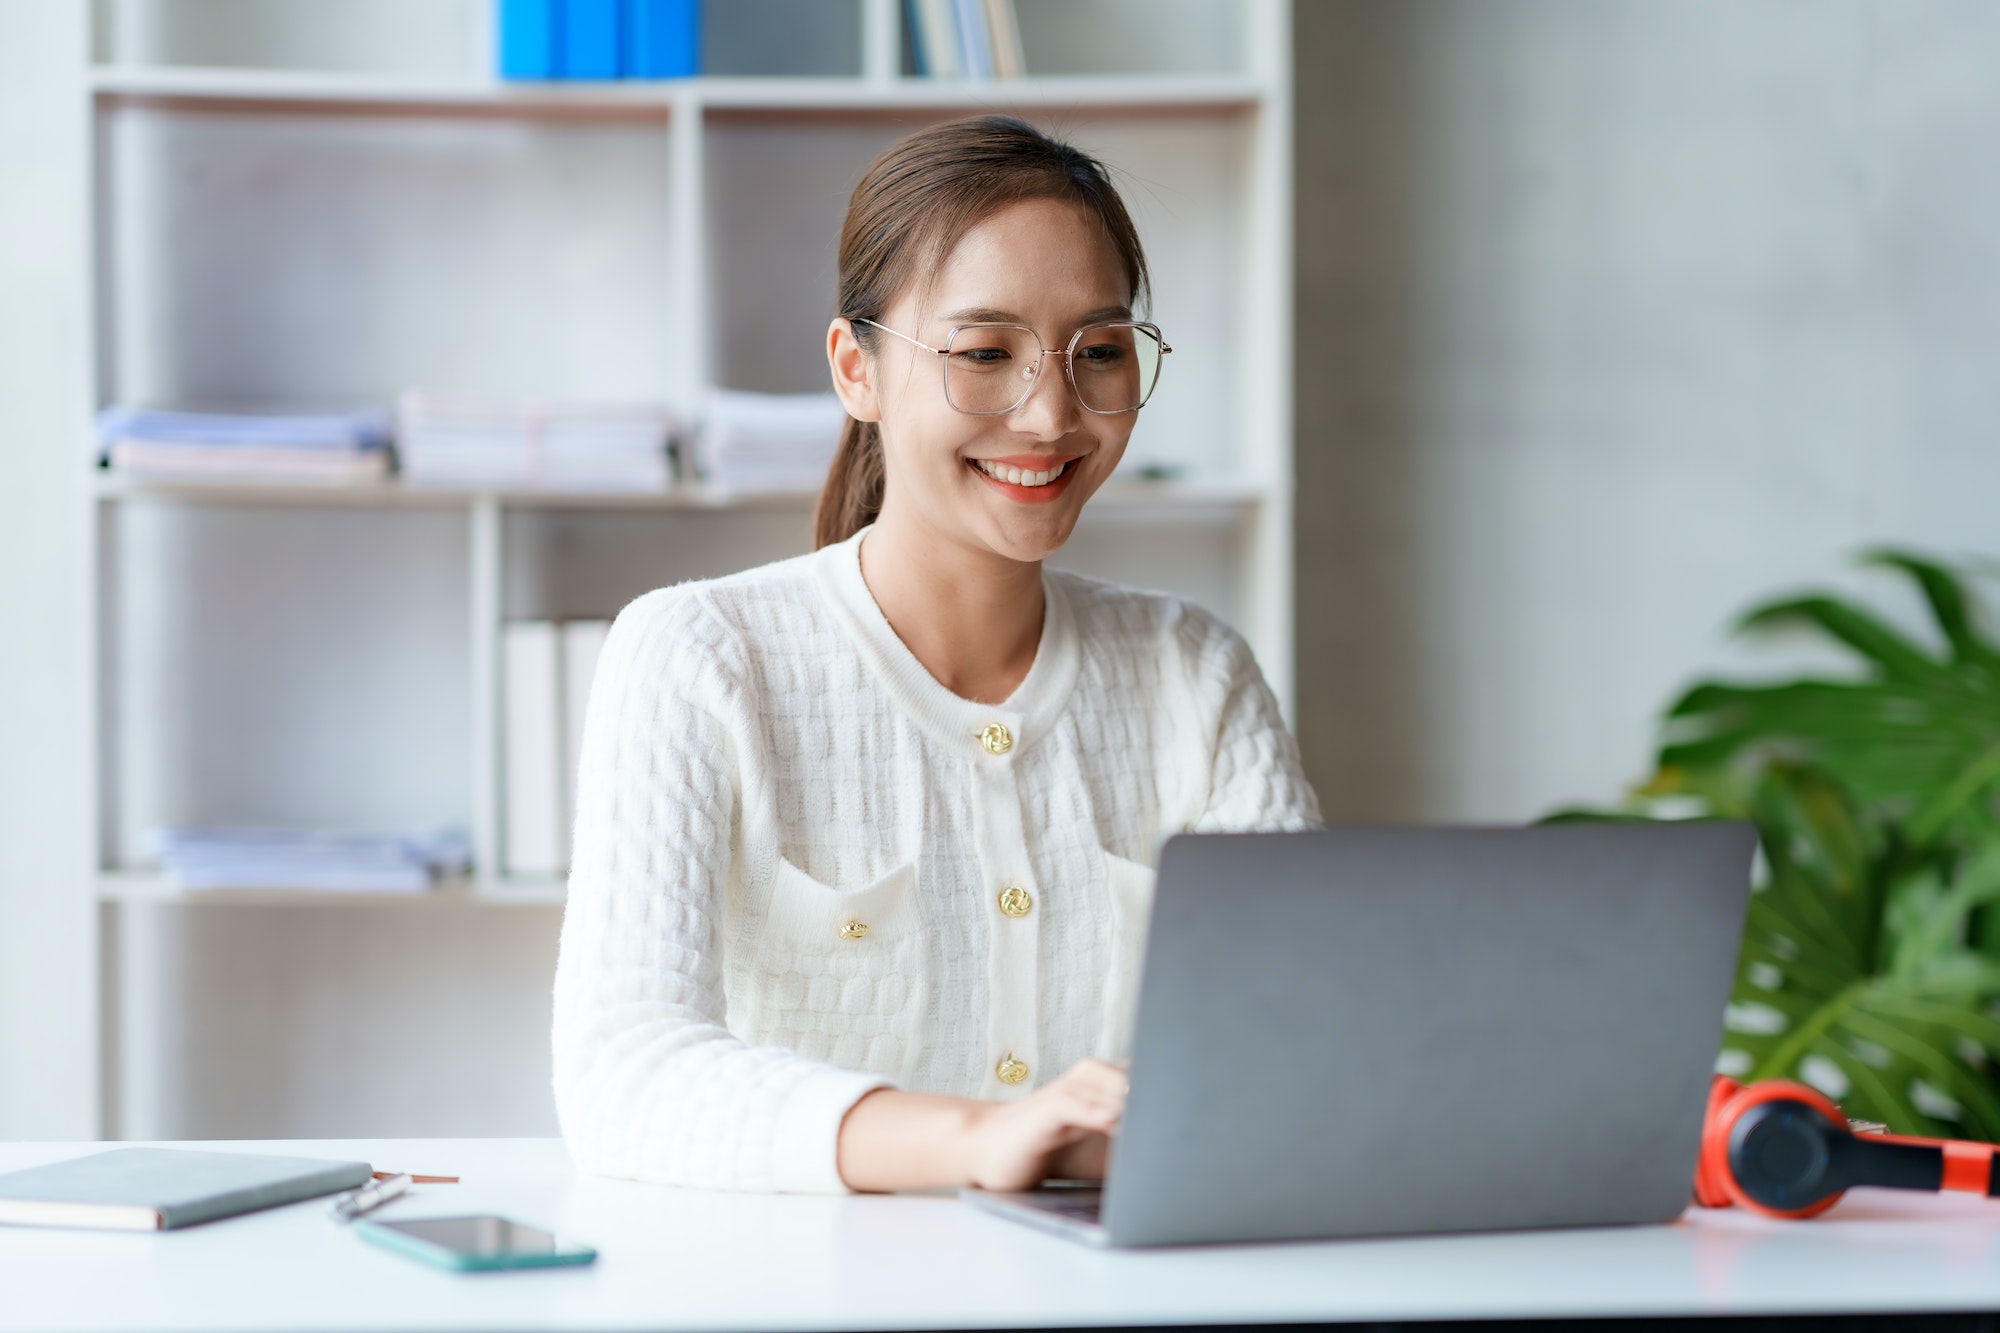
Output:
[
  {"xmin": 625, "ymin": 0, "xmax": 700, "ymax": 78},
  {"xmin": 561, "ymin": 0, "xmax": 621, "ymax": 79},
  {"xmin": 497, "ymin": 0, "xmax": 562, "ymax": 80}
]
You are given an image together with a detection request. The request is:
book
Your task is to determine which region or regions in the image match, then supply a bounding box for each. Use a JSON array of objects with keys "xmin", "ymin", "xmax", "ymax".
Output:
[
  {"xmin": 505, "ymin": 621, "xmax": 564, "ymax": 877},
  {"xmin": 560, "ymin": 0, "xmax": 620, "ymax": 78},
  {"xmin": 498, "ymin": 0, "xmax": 562, "ymax": 79},
  {"xmin": 0, "ymin": 1147, "xmax": 370, "ymax": 1231},
  {"xmin": 562, "ymin": 620, "xmax": 611, "ymax": 838},
  {"xmin": 908, "ymin": 0, "xmax": 961, "ymax": 78},
  {"xmin": 953, "ymin": 0, "xmax": 992, "ymax": 79},
  {"xmin": 984, "ymin": 0, "xmax": 1024, "ymax": 79},
  {"xmin": 625, "ymin": 0, "xmax": 700, "ymax": 77}
]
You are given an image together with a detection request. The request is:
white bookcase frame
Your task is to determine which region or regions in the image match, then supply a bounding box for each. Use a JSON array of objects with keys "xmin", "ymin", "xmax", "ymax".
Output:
[{"xmin": 78, "ymin": 0, "xmax": 1293, "ymax": 1136}]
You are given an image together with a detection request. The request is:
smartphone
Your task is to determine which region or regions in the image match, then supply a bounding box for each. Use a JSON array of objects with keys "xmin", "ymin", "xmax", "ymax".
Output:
[{"xmin": 355, "ymin": 1214, "xmax": 597, "ymax": 1272}]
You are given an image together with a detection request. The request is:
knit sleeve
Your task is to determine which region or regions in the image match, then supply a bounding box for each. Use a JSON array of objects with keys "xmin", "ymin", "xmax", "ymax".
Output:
[
  {"xmin": 550, "ymin": 589, "xmax": 888, "ymax": 1194},
  {"xmin": 1184, "ymin": 618, "xmax": 1322, "ymax": 833}
]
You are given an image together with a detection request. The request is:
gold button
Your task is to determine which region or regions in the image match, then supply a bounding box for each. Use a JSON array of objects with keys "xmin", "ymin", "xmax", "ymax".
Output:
[
  {"xmin": 998, "ymin": 885, "xmax": 1033, "ymax": 918},
  {"xmin": 978, "ymin": 722, "xmax": 1013, "ymax": 756},
  {"xmin": 837, "ymin": 919, "xmax": 868, "ymax": 940},
  {"xmin": 996, "ymin": 1056, "xmax": 1030, "ymax": 1086}
]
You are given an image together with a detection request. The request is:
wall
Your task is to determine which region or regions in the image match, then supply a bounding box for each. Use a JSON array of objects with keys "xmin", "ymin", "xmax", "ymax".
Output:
[
  {"xmin": 0, "ymin": 7, "xmax": 96, "ymax": 1138},
  {"xmin": 1295, "ymin": 0, "xmax": 2000, "ymax": 823}
]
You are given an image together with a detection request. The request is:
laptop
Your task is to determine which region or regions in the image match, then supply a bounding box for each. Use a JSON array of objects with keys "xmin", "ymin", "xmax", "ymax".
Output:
[{"xmin": 964, "ymin": 822, "xmax": 1756, "ymax": 1247}]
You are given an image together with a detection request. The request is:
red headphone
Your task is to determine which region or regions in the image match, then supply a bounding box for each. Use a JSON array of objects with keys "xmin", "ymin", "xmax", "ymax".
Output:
[{"xmin": 1695, "ymin": 1074, "xmax": 2000, "ymax": 1217}]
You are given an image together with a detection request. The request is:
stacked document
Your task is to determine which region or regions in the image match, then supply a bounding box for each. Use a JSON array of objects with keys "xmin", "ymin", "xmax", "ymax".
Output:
[
  {"xmin": 99, "ymin": 408, "xmax": 391, "ymax": 485},
  {"xmin": 694, "ymin": 390, "xmax": 845, "ymax": 494},
  {"xmin": 154, "ymin": 827, "xmax": 471, "ymax": 894},
  {"xmin": 396, "ymin": 393, "xmax": 673, "ymax": 491}
]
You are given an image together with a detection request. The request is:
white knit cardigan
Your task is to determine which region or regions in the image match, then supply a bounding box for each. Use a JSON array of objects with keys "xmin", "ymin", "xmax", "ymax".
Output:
[{"xmin": 551, "ymin": 525, "xmax": 1320, "ymax": 1193}]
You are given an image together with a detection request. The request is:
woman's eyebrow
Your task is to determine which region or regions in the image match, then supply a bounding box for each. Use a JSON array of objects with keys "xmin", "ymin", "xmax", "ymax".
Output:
[
  {"xmin": 937, "ymin": 305, "xmax": 1024, "ymax": 324},
  {"xmin": 936, "ymin": 304, "xmax": 1136, "ymax": 325}
]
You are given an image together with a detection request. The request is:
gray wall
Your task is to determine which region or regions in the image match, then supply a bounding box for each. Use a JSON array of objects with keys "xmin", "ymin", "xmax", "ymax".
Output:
[{"xmin": 1295, "ymin": 0, "xmax": 2000, "ymax": 823}]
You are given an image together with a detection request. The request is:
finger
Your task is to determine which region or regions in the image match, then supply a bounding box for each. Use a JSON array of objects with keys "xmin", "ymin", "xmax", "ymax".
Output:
[
  {"xmin": 1066, "ymin": 1061, "xmax": 1131, "ymax": 1098},
  {"xmin": 1075, "ymin": 1071, "xmax": 1130, "ymax": 1111},
  {"xmin": 1059, "ymin": 1091, "xmax": 1122, "ymax": 1128},
  {"xmin": 1023, "ymin": 1090, "xmax": 1117, "ymax": 1138}
]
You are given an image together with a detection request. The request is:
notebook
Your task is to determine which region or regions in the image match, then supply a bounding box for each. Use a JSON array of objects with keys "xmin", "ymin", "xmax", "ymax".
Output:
[{"xmin": 0, "ymin": 1147, "xmax": 372, "ymax": 1231}]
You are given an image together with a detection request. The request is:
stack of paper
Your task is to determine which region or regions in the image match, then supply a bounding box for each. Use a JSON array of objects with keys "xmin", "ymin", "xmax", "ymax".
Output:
[
  {"xmin": 694, "ymin": 390, "xmax": 845, "ymax": 494},
  {"xmin": 396, "ymin": 393, "xmax": 673, "ymax": 491},
  {"xmin": 98, "ymin": 408, "xmax": 391, "ymax": 485},
  {"xmin": 154, "ymin": 827, "xmax": 471, "ymax": 893}
]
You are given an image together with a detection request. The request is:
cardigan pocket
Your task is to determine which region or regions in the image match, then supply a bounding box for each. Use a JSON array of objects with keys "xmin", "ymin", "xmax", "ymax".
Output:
[
  {"xmin": 745, "ymin": 856, "xmax": 927, "ymax": 1084},
  {"xmin": 1094, "ymin": 849, "xmax": 1160, "ymax": 1060}
]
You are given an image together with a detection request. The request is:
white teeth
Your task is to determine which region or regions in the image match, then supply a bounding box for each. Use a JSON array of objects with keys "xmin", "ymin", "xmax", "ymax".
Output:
[{"xmin": 974, "ymin": 458, "xmax": 1069, "ymax": 487}]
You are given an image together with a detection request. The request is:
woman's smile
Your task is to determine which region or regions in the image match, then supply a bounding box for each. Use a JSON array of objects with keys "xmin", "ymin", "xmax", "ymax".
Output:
[{"xmin": 967, "ymin": 451, "xmax": 1087, "ymax": 503}]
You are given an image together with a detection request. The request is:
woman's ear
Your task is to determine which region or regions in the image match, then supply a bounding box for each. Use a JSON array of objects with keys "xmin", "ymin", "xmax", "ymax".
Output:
[{"xmin": 826, "ymin": 318, "xmax": 881, "ymax": 423}]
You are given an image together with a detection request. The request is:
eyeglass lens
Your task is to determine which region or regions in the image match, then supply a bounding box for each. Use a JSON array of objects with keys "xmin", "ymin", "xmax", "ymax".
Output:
[{"xmin": 942, "ymin": 322, "xmax": 1164, "ymax": 415}]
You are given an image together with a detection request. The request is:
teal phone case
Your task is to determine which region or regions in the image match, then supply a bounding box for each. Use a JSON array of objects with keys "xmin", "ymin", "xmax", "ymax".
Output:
[{"xmin": 355, "ymin": 1217, "xmax": 597, "ymax": 1272}]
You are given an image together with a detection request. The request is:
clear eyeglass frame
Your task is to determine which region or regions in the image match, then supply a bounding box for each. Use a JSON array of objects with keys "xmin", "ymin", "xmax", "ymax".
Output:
[{"xmin": 851, "ymin": 317, "xmax": 1172, "ymax": 417}]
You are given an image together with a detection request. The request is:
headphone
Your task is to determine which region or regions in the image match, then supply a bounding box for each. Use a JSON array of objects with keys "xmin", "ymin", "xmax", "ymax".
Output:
[{"xmin": 1695, "ymin": 1074, "xmax": 2000, "ymax": 1217}]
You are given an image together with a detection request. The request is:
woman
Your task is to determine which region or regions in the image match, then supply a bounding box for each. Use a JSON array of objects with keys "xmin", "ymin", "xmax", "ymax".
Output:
[{"xmin": 552, "ymin": 115, "xmax": 1318, "ymax": 1194}]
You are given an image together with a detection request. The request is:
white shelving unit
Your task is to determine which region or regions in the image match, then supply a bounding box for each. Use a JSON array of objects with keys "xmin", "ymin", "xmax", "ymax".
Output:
[{"xmin": 82, "ymin": 0, "xmax": 1293, "ymax": 1138}]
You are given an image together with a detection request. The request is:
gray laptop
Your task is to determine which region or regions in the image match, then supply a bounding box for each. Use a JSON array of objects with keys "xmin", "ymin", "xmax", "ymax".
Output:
[{"xmin": 965, "ymin": 822, "xmax": 1755, "ymax": 1247}]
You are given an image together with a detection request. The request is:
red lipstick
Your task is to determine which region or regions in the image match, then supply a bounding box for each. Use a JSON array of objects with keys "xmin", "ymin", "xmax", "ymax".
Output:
[{"xmin": 966, "ymin": 454, "xmax": 1083, "ymax": 505}]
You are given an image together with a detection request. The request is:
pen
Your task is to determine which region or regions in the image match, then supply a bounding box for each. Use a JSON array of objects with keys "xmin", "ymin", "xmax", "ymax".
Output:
[{"xmin": 330, "ymin": 1172, "xmax": 411, "ymax": 1223}]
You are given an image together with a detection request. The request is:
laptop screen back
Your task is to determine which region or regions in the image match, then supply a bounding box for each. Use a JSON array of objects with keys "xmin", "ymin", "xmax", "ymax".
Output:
[{"xmin": 1102, "ymin": 823, "xmax": 1754, "ymax": 1246}]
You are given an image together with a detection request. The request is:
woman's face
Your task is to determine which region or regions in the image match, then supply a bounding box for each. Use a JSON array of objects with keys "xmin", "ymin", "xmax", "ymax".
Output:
[{"xmin": 837, "ymin": 197, "xmax": 1141, "ymax": 566}]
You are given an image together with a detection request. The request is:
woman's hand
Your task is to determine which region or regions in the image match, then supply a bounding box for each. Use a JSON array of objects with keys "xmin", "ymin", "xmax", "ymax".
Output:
[
  {"xmin": 961, "ymin": 1058, "xmax": 1128, "ymax": 1192},
  {"xmin": 835, "ymin": 1059, "xmax": 1128, "ymax": 1193}
]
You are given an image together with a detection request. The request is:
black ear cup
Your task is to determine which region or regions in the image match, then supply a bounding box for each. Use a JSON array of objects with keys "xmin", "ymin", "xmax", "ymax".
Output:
[
  {"xmin": 1698, "ymin": 1076, "xmax": 1854, "ymax": 1217},
  {"xmin": 1725, "ymin": 1099, "xmax": 1845, "ymax": 1213}
]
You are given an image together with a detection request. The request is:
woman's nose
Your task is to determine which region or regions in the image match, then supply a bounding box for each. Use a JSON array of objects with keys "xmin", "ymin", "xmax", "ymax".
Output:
[{"xmin": 1010, "ymin": 353, "xmax": 1080, "ymax": 440}]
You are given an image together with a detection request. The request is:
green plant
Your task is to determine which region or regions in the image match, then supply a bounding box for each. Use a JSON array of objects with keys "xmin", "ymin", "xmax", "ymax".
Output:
[
  {"xmin": 1660, "ymin": 551, "xmax": 2000, "ymax": 852},
  {"xmin": 1613, "ymin": 552, "xmax": 2000, "ymax": 1136}
]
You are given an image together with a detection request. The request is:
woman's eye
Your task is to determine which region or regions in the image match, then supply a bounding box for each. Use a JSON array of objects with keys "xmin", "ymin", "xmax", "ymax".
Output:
[
  {"xmin": 952, "ymin": 348, "xmax": 1012, "ymax": 367},
  {"xmin": 1076, "ymin": 344, "xmax": 1126, "ymax": 366}
]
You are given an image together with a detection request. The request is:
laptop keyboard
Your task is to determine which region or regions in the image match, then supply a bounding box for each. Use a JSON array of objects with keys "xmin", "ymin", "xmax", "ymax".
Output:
[{"xmin": 1021, "ymin": 1188, "xmax": 1103, "ymax": 1222}]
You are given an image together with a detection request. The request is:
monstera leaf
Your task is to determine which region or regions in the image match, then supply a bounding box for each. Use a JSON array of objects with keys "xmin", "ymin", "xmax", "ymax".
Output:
[
  {"xmin": 1709, "ymin": 765, "xmax": 2000, "ymax": 1138},
  {"xmin": 1658, "ymin": 550, "xmax": 2000, "ymax": 849}
]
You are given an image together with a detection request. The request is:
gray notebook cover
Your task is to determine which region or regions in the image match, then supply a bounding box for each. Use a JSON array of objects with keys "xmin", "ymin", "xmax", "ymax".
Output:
[{"xmin": 0, "ymin": 1147, "xmax": 372, "ymax": 1230}]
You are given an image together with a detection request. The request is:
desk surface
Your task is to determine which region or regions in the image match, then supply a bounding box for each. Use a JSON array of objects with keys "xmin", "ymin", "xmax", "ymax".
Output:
[{"xmin": 3, "ymin": 1138, "xmax": 2000, "ymax": 1331}]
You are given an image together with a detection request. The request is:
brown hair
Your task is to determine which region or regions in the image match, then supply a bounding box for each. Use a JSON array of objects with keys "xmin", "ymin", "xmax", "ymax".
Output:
[{"xmin": 813, "ymin": 115, "xmax": 1150, "ymax": 549}]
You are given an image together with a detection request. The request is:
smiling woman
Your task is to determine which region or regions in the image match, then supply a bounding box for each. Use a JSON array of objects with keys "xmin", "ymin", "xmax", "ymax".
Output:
[{"xmin": 550, "ymin": 115, "xmax": 1318, "ymax": 1197}]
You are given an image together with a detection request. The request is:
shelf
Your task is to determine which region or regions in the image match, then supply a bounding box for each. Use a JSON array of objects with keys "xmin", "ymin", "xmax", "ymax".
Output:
[
  {"xmin": 697, "ymin": 74, "xmax": 1263, "ymax": 114},
  {"xmin": 70, "ymin": 0, "xmax": 1295, "ymax": 1144},
  {"xmin": 89, "ymin": 66, "xmax": 1264, "ymax": 117},
  {"xmin": 97, "ymin": 871, "xmax": 566, "ymax": 908},
  {"xmin": 93, "ymin": 472, "xmax": 1275, "ymax": 515},
  {"xmin": 92, "ymin": 65, "xmax": 685, "ymax": 118}
]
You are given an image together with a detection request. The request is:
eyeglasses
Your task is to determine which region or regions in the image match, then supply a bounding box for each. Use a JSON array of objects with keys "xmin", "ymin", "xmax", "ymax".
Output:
[{"xmin": 853, "ymin": 318, "xmax": 1171, "ymax": 416}]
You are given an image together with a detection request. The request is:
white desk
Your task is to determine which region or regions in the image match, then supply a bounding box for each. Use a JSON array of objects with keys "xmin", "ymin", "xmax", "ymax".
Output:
[{"xmin": 3, "ymin": 1139, "xmax": 2000, "ymax": 1331}]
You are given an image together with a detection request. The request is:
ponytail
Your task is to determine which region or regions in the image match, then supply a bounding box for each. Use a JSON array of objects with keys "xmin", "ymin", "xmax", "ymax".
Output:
[{"xmin": 813, "ymin": 415, "xmax": 886, "ymax": 549}]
